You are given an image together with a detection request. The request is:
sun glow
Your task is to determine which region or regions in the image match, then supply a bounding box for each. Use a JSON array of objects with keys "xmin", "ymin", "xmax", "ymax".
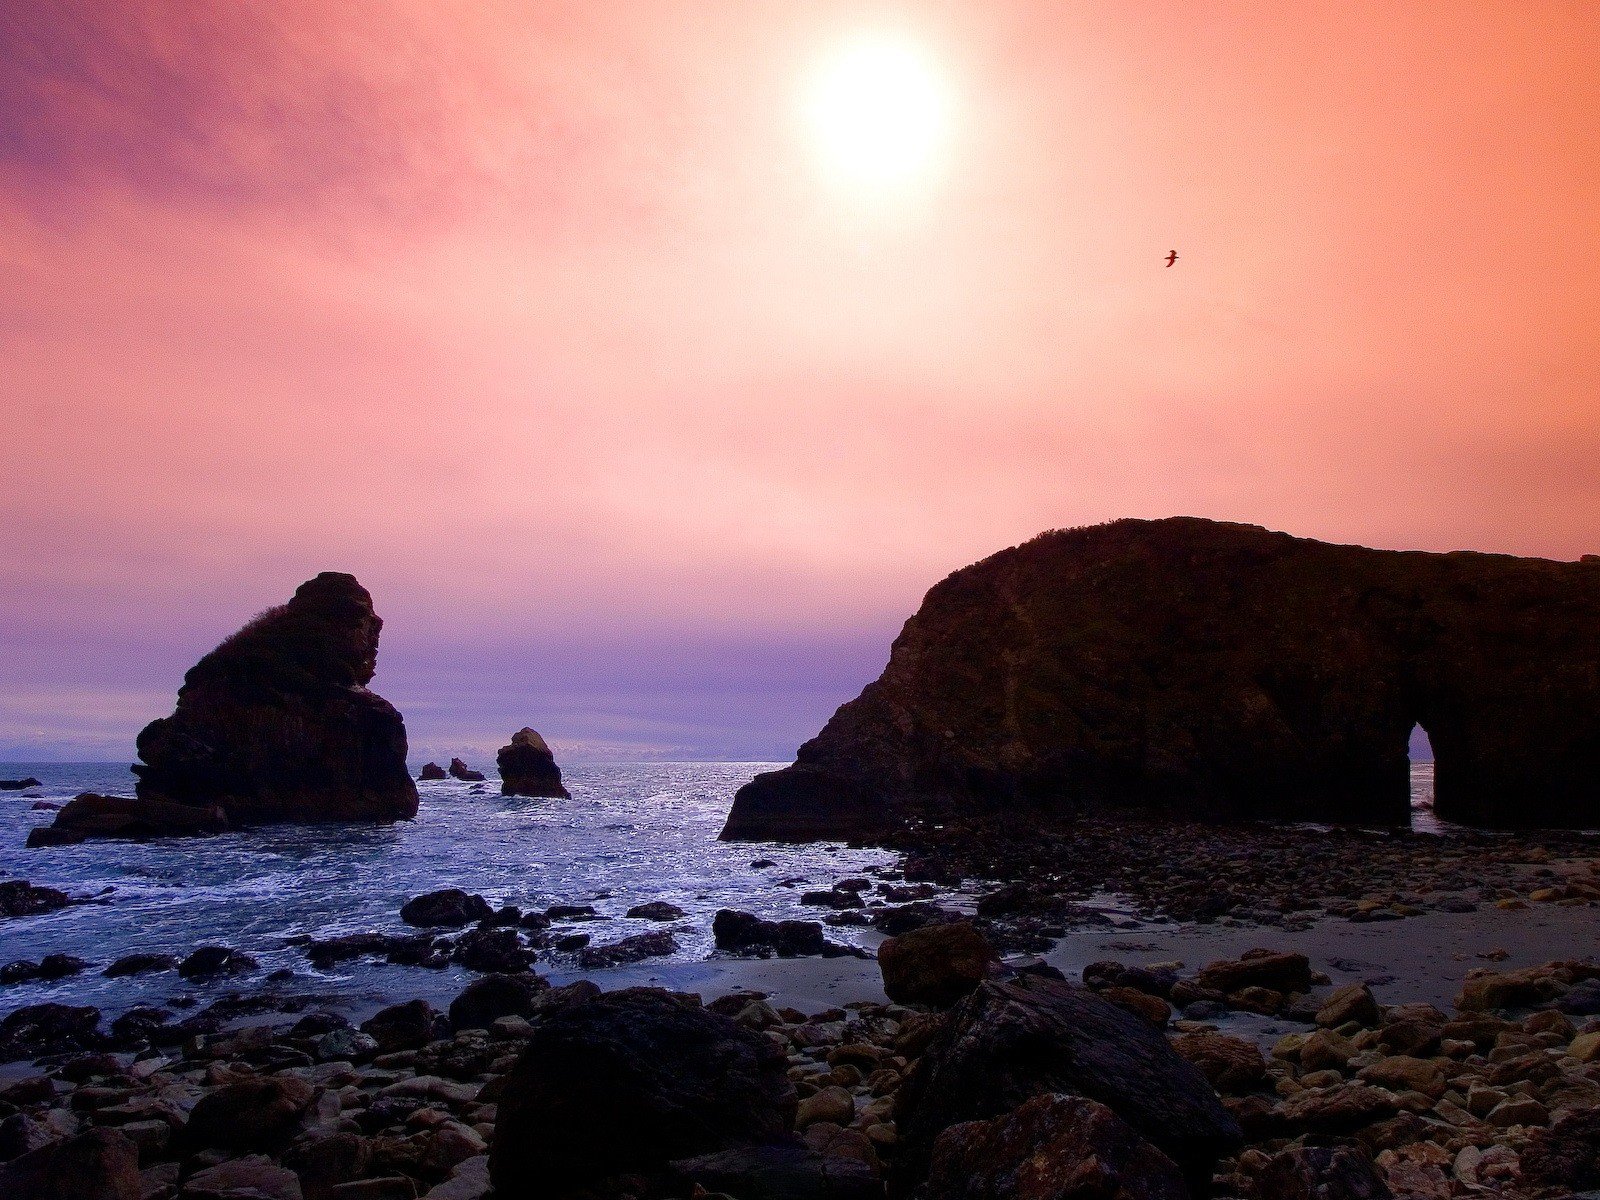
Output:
[{"xmin": 802, "ymin": 36, "xmax": 950, "ymax": 195}]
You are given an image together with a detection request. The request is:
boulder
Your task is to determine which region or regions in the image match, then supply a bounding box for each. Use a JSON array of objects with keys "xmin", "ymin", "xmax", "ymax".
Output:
[
  {"xmin": 669, "ymin": 1144, "xmax": 880, "ymax": 1200},
  {"xmin": 400, "ymin": 889, "xmax": 493, "ymax": 928},
  {"xmin": 878, "ymin": 921, "xmax": 998, "ymax": 1007},
  {"xmin": 922, "ymin": 1093, "xmax": 1189, "ymax": 1200},
  {"xmin": 0, "ymin": 777, "xmax": 42, "ymax": 790},
  {"xmin": 721, "ymin": 518, "xmax": 1600, "ymax": 837},
  {"xmin": 418, "ymin": 762, "xmax": 447, "ymax": 781},
  {"xmin": 0, "ymin": 1003, "xmax": 104, "ymax": 1058},
  {"xmin": 447, "ymin": 758, "xmax": 484, "ymax": 782},
  {"xmin": 713, "ymin": 909, "xmax": 827, "ymax": 958},
  {"xmin": 178, "ymin": 946, "xmax": 256, "ymax": 979},
  {"xmin": 360, "ymin": 1000, "xmax": 443, "ymax": 1053},
  {"xmin": 128, "ymin": 572, "xmax": 417, "ymax": 826},
  {"xmin": 26, "ymin": 794, "xmax": 229, "ymax": 847},
  {"xmin": 448, "ymin": 972, "xmax": 549, "ymax": 1031},
  {"xmin": 180, "ymin": 1155, "xmax": 303, "ymax": 1200},
  {"xmin": 181, "ymin": 1076, "xmax": 316, "ymax": 1153},
  {"xmin": 1170, "ymin": 1032, "xmax": 1268, "ymax": 1093},
  {"xmin": 1238, "ymin": 1145, "xmax": 1392, "ymax": 1200},
  {"xmin": 1193, "ymin": 950, "xmax": 1312, "ymax": 996},
  {"xmin": 102, "ymin": 953, "xmax": 177, "ymax": 978},
  {"xmin": 626, "ymin": 900, "xmax": 686, "ymax": 921},
  {"xmin": 1522, "ymin": 1108, "xmax": 1600, "ymax": 1190},
  {"xmin": 489, "ymin": 988, "xmax": 796, "ymax": 1197},
  {"xmin": 892, "ymin": 975, "xmax": 1239, "ymax": 1196},
  {"xmin": 0, "ymin": 880, "xmax": 71, "ymax": 917},
  {"xmin": 496, "ymin": 728, "xmax": 570, "ymax": 798},
  {"xmin": 0, "ymin": 1128, "xmax": 141, "ymax": 1200},
  {"xmin": 575, "ymin": 930, "xmax": 677, "ymax": 969}
]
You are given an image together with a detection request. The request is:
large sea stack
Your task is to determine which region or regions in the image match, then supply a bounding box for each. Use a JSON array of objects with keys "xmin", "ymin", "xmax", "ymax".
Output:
[
  {"xmin": 130, "ymin": 572, "xmax": 419, "ymax": 825},
  {"xmin": 722, "ymin": 518, "xmax": 1600, "ymax": 840},
  {"xmin": 497, "ymin": 728, "xmax": 570, "ymax": 798}
]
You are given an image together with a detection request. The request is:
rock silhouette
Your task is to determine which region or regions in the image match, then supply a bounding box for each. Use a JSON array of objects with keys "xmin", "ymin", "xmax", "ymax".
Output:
[
  {"xmin": 723, "ymin": 518, "xmax": 1600, "ymax": 839},
  {"xmin": 497, "ymin": 727, "xmax": 570, "ymax": 798},
  {"xmin": 448, "ymin": 757, "xmax": 485, "ymax": 782},
  {"xmin": 129, "ymin": 572, "xmax": 418, "ymax": 826}
]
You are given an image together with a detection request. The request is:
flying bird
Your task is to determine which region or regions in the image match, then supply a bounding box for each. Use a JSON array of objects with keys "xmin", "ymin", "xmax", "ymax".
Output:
[{"xmin": 1165, "ymin": 250, "xmax": 1178, "ymax": 267}]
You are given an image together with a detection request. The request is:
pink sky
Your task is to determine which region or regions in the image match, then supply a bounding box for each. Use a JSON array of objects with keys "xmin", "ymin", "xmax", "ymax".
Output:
[{"xmin": 2, "ymin": 2, "xmax": 1597, "ymax": 761}]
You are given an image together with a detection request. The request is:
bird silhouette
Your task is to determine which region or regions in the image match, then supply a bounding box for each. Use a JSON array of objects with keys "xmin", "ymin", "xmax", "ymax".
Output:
[{"xmin": 1165, "ymin": 250, "xmax": 1178, "ymax": 267}]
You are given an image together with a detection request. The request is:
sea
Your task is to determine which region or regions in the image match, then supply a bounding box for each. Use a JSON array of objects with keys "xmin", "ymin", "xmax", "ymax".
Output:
[{"xmin": 0, "ymin": 759, "xmax": 1445, "ymax": 1020}]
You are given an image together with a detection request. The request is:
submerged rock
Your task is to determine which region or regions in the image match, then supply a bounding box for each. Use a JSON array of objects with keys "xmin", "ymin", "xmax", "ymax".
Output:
[
  {"xmin": 26, "ymin": 793, "xmax": 228, "ymax": 847},
  {"xmin": 400, "ymin": 889, "xmax": 493, "ymax": 928},
  {"xmin": 496, "ymin": 727, "xmax": 569, "ymax": 798},
  {"xmin": 723, "ymin": 517, "xmax": 1600, "ymax": 838},
  {"xmin": 124, "ymin": 572, "xmax": 417, "ymax": 828},
  {"xmin": 0, "ymin": 777, "xmax": 42, "ymax": 790},
  {"xmin": 0, "ymin": 880, "xmax": 71, "ymax": 918}
]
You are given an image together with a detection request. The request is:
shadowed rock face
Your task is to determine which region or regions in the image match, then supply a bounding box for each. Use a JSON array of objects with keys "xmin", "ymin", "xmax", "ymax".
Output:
[
  {"xmin": 723, "ymin": 518, "xmax": 1600, "ymax": 840},
  {"xmin": 497, "ymin": 727, "xmax": 570, "ymax": 798},
  {"xmin": 131, "ymin": 572, "xmax": 418, "ymax": 825}
]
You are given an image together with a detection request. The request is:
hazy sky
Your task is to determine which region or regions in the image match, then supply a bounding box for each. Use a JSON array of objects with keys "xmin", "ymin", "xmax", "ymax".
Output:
[{"xmin": 2, "ymin": 2, "xmax": 1597, "ymax": 763}]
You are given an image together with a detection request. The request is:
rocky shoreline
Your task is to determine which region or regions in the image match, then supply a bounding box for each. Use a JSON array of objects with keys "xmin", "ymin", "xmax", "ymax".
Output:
[{"xmin": 1, "ymin": 815, "xmax": 1597, "ymax": 1198}]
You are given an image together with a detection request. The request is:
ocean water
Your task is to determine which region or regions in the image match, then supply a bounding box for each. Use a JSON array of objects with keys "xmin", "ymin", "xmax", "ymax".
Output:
[
  {"xmin": 0, "ymin": 760, "xmax": 1450, "ymax": 1021},
  {"xmin": 0, "ymin": 762, "xmax": 898, "ymax": 1019}
]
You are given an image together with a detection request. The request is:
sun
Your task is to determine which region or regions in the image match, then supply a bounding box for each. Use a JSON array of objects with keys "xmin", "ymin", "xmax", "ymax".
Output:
[{"xmin": 802, "ymin": 35, "xmax": 950, "ymax": 195}]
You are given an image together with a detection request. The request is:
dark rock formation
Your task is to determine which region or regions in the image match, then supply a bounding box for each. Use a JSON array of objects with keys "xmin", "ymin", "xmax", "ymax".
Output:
[
  {"xmin": 448, "ymin": 972, "xmax": 548, "ymax": 1031},
  {"xmin": 491, "ymin": 988, "xmax": 797, "ymax": 1197},
  {"xmin": 417, "ymin": 761, "xmax": 447, "ymax": 781},
  {"xmin": 0, "ymin": 880, "xmax": 71, "ymax": 918},
  {"xmin": 399, "ymin": 888, "xmax": 493, "ymax": 928},
  {"xmin": 496, "ymin": 727, "xmax": 569, "ymax": 798},
  {"xmin": 0, "ymin": 777, "xmax": 42, "ymax": 790},
  {"xmin": 26, "ymin": 794, "xmax": 228, "ymax": 847},
  {"xmin": 723, "ymin": 518, "xmax": 1600, "ymax": 838},
  {"xmin": 1237, "ymin": 1145, "xmax": 1393, "ymax": 1200},
  {"xmin": 447, "ymin": 757, "xmax": 484, "ymax": 781},
  {"xmin": 922, "ymin": 1094, "xmax": 1190, "ymax": 1200},
  {"xmin": 878, "ymin": 920, "xmax": 998, "ymax": 1007},
  {"xmin": 892, "ymin": 974, "xmax": 1239, "ymax": 1196},
  {"xmin": 575, "ymin": 929, "xmax": 678, "ymax": 969},
  {"xmin": 713, "ymin": 909, "xmax": 827, "ymax": 958},
  {"xmin": 180, "ymin": 1076, "xmax": 316, "ymax": 1154},
  {"xmin": 121, "ymin": 572, "xmax": 416, "ymax": 827},
  {"xmin": 0, "ymin": 1128, "xmax": 141, "ymax": 1200}
]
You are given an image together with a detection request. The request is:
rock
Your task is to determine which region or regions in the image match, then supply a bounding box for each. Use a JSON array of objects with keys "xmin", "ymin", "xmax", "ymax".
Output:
[
  {"xmin": 489, "ymin": 988, "xmax": 796, "ymax": 1196},
  {"xmin": 495, "ymin": 728, "xmax": 569, "ymax": 799},
  {"xmin": 1455, "ymin": 965, "xmax": 1567, "ymax": 1011},
  {"xmin": 720, "ymin": 518, "xmax": 1600, "ymax": 837},
  {"xmin": 178, "ymin": 946, "xmax": 256, "ymax": 980},
  {"xmin": 669, "ymin": 1144, "xmax": 880, "ymax": 1200},
  {"xmin": 0, "ymin": 777, "xmax": 42, "ymax": 790},
  {"xmin": 0, "ymin": 1128, "xmax": 141, "ymax": 1200},
  {"xmin": 0, "ymin": 1003, "xmax": 104, "ymax": 1058},
  {"xmin": 129, "ymin": 572, "xmax": 417, "ymax": 826},
  {"xmin": 360, "ymin": 1000, "xmax": 443, "ymax": 1053},
  {"xmin": 450, "ymin": 927, "xmax": 533, "ymax": 973},
  {"xmin": 796, "ymin": 1086, "xmax": 854, "ymax": 1130},
  {"xmin": 399, "ymin": 889, "xmax": 493, "ymax": 928},
  {"xmin": 893, "ymin": 975, "xmax": 1239, "ymax": 1195},
  {"xmin": 922, "ymin": 1093, "xmax": 1189, "ymax": 1200},
  {"xmin": 1318, "ymin": 982, "xmax": 1381, "ymax": 1027},
  {"xmin": 418, "ymin": 763, "xmax": 447, "ymax": 781},
  {"xmin": 1279, "ymin": 1084, "xmax": 1398, "ymax": 1135},
  {"xmin": 1522, "ymin": 1107, "xmax": 1600, "ymax": 1189},
  {"xmin": 1100, "ymin": 987, "xmax": 1172, "ymax": 1027},
  {"xmin": 713, "ymin": 910, "xmax": 827, "ymax": 958},
  {"xmin": 1194, "ymin": 950, "xmax": 1312, "ymax": 996},
  {"xmin": 1238, "ymin": 1145, "xmax": 1392, "ymax": 1200},
  {"xmin": 1555, "ymin": 977, "xmax": 1600, "ymax": 1015},
  {"xmin": 34, "ymin": 954, "xmax": 88, "ymax": 979},
  {"xmin": 26, "ymin": 794, "xmax": 229, "ymax": 847},
  {"xmin": 181, "ymin": 1076, "xmax": 316, "ymax": 1153},
  {"xmin": 575, "ymin": 930, "xmax": 678, "ymax": 969},
  {"xmin": 1170, "ymin": 1032, "xmax": 1268, "ymax": 1093},
  {"xmin": 103, "ymin": 954, "xmax": 177, "ymax": 978},
  {"xmin": 446, "ymin": 759, "xmax": 484, "ymax": 782},
  {"xmin": 877, "ymin": 921, "xmax": 998, "ymax": 1007},
  {"xmin": 0, "ymin": 1114, "xmax": 59, "ymax": 1163},
  {"xmin": 447, "ymin": 973, "xmax": 548, "ymax": 1031},
  {"xmin": 0, "ymin": 880, "xmax": 72, "ymax": 918},
  {"xmin": 180, "ymin": 1155, "xmax": 303, "ymax": 1200},
  {"xmin": 626, "ymin": 901, "xmax": 685, "ymax": 921}
]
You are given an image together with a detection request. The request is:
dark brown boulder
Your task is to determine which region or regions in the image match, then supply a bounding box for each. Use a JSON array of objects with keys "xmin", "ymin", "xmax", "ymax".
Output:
[
  {"xmin": 892, "ymin": 975, "xmax": 1239, "ymax": 1197},
  {"xmin": 129, "ymin": 572, "xmax": 417, "ymax": 826},
  {"xmin": 180, "ymin": 1076, "xmax": 316, "ymax": 1154},
  {"xmin": 878, "ymin": 920, "xmax": 999, "ymax": 1007},
  {"xmin": 417, "ymin": 762, "xmax": 447, "ymax": 781},
  {"xmin": 0, "ymin": 1128, "xmax": 140, "ymax": 1200},
  {"xmin": 399, "ymin": 888, "xmax": 493, "ymax": 928},
  {"xmin": 26, "ymin": 794, "xmax": 228, "ymax": 847},
  {"xmin": 496, "ymin": 727, "xmax": 570, "ymax": 798},
  {"xmin": 923, "ymin": 1094, "xmax": 1190, "ymax": 1200},
  {"xmin": 489, "ymin": 988, "xmax": 797, "ymax": 1198},
  {"xmin": 1237, "ymin": 1145, "xmax": 1392, "ymax": 1200},
  {"xmin": 722, "ymin": 518, "xmax": 1600, "ymax": 837}
]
